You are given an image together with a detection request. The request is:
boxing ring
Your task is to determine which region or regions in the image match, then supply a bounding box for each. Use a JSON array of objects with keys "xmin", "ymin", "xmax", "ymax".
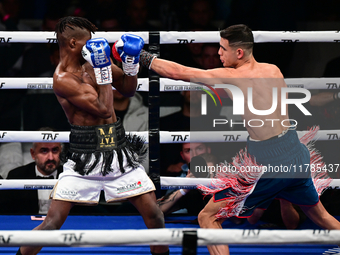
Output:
[{"xmin": 1, "ymin": 30, "xmax": 340, "ymax": 254}]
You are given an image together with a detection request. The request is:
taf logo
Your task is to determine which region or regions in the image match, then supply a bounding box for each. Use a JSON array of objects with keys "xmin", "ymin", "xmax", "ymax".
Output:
[{"xmin": 200, "ymin": 84, "xmax": 223, "ymax": 115}]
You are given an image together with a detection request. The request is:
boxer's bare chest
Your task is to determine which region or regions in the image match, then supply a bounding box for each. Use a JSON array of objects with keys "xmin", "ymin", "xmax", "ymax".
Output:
[{"xmin": 74, "ymin": 64, "xmax": 98, "ymax": 89}]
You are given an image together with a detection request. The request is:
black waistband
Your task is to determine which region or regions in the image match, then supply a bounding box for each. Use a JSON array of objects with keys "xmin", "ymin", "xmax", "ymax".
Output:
[
  {"xmin": 266, "ymin": 129, "xmax": 288, "ymax": 141},
  {"xmin": 69, "ymin": 119, "xmax": 126, "ymax": 153}
]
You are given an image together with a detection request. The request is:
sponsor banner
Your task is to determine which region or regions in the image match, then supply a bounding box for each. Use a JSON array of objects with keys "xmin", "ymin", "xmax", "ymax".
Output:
[
  {"xmin": 0, "ymin": 131, "xmax": 69, "ymax": 143},
  {"xmin": 0, "ymin": 78, "xmax": 150, "ymax": 91},
  {"xmin": 2, "ymin": 31, "xmax": 340, "ymax": 44},
  {"xmin": 0, "ymin": 131, "xmax": 148, "ymax": 143},
  {"xmin": 0, "ymin": 130, "xmax": 338, "ymax": 143},
  {"xmin": 160, "ymin": 78, "xmax": 340, "ymax": 91},
  {"xmin": 0, "ymin": 78, "xmax": 53, "ymax": 89},
  {"xmin": 1, "ymin": 77, "xmax": 340, "ymax": 90},
  {"xmin": 159, "ymin": 31, "xmax": 340, "ymax": 44},
  {"xmin": 0, "ymin": 180, "xmax": 57, "ymax": 190}
]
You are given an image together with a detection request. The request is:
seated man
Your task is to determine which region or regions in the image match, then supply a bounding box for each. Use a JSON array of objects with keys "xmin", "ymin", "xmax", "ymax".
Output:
[{"xmin": 5, "ymin": 140, "xmax": 63, "ymax": 215}]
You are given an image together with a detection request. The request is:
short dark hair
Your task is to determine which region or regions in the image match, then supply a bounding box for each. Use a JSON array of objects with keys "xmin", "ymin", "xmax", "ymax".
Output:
[
  {"xmin": 220, "ymin": 24, "xmax": 254, "ymax": 50},
  {"xmin": 55, "ymin": 16, "xmax": 97, "ymax": 36}
]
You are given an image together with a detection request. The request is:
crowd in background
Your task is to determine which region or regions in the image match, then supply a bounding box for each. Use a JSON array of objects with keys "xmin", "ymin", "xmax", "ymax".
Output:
[{"xmin": 0, "ymin": 0, "xmax": 339, "ymax": 226}]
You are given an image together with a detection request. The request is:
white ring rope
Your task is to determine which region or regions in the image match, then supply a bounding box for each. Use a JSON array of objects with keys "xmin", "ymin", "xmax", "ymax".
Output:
[
  {"xmin": 0, "ymin": 31, "xmax": 149, "ymax": 44},
  {"xmin": 161, "ymin": 78, "xmax": 340, "ymax": 91},
  {"xmin": 160, "ymin": 31, "xmax": 340, "ymax": 43},
  {"xmin": 0, "ymin": 228, "xmax": 338, "ymax": 246},
  {"xmin": 0, "ymin": 131, "xmax": 148, "ymax": 143},
  {"xmin": 160, "ymin": 177, "xmax": 340, "ymax": 190},
  {"xmin": 0, "ymin": 229, "xmax": 184, "ymax": 246},
  {"xmin": 1, "ymin": 178, "xmax": 340, "ymax": 190},
  {"xmin": 0, "ymin": 179, "xmax": 56, "ymax": 189},
  {"xmin": 159, "ymin": 130, "xmax": 340, "ymax": 143},
  {"xmin": 1, "ymin": 77, "xmax": 340, "ymax": 90},
  {"xmin": 1, "ymin": 31, "xmax": 340, "ymax": 43},
  {"xmin": 0, "ymin": 77, "xmax": 150, "ymax": 91},
  {"xmin": 0, "ymin": 130, "xmax": 338, "ymax": 143},
  {"xmin": 196, "ymin": 229, "xmax": 340, "ymax": 245}
]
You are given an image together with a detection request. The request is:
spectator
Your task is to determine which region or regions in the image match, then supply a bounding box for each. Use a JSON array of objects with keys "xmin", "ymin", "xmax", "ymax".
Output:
[
  {"xmin": 5, "ymin": 140, "xmax": 63, "ymax": 215},
  {"xmin": 0, "ymin": 142, "xmax": 26, "ymax": 179},
  {"xmin": 158, "ymin": 151, "xmax": 216, "ymax": 216},
  {"xmin": 0, "ymin": 130, "xmax": 58, "ymax": 180},
  {"xmin": 114, "ymin": 90, "xmax": 148, "ymax": 131},
  {"xmin": 164, "ymin": 142, "xmax": 212, "ymax": 179},
  {"xmin": 199, "ymin": 43, "xmax": 223, "ymax": 69}
]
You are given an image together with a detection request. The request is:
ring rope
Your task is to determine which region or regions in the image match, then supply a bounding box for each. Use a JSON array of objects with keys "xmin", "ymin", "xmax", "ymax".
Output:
[
  {"xmin": 0, "ymin": 77, "xmax": 150, "ymax": 91},
  {"xmin": 1, "ymin": 31, "xmax": 340, "ymax": 43},
  {"xmin": 1, "ymin": 178, "xmax": 339, "ymax": 190},
  {"xmin": 1, "ymin": 77, "xmax": 340, "ymax": 90},
  {"xmin": 160, "ymin": 177, "xmax": 340, "ymax": 190},
  {"xmin": 0, "ymin": 31, "xmax": 149, "ymax": 44},
  {"xmin": 0, "ymin": 130, "xmax": 338, "ymax": 143},
  {"xmin": 0, "ymin": 228, "xmax": 338, "ymax": 246}
]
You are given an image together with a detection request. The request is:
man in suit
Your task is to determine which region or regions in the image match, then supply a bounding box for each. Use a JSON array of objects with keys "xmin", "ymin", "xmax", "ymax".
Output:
[{"xmin": 5, "ymin": 141, "xmax": 63, "ymax": 215}]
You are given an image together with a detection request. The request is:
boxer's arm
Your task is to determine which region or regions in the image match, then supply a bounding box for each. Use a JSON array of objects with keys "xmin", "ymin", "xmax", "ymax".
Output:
[
  {"xmin": 111, "ymin": 62, "xmax": 138, "ymax": 97},
  {"xmin": 82, "ymin": 38, "xmax": 113, "ymax": 85},
  {"xmin": 140, "ymin": 50, "xmax": 227, "ymax": 81},
  {"xmin": 54, "ymin": 73, "xmax": 113, "ymax": 118},
  {"xmin": 111, "ymin": 34, "xmax": 144, "ymax": 97}
]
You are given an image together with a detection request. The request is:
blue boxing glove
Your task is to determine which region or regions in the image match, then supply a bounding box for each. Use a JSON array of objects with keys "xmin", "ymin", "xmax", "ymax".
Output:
[
  {"xmin": 112, "ymin": 34, "xmax": 144, "ymax": 76},
  {"xmin": 82, "ymin": 38, "xmax": 113, "ymax": 85}
]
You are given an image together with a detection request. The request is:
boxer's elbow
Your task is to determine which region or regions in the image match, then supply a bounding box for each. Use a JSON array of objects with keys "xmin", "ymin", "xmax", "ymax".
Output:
[{"xmin": 99, "ymin": 107, "xmax": 113, "ymax": 119}]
